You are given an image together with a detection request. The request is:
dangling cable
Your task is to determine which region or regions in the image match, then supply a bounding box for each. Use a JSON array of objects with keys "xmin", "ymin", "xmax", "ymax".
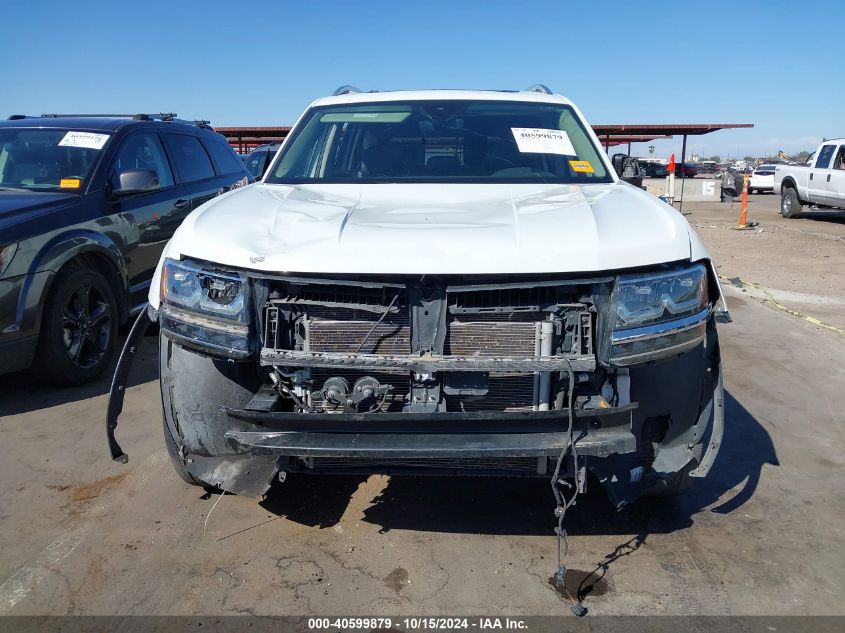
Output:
[{"xmin": 550, "ymin": 356, "xmax": 586, "ymax": 615}]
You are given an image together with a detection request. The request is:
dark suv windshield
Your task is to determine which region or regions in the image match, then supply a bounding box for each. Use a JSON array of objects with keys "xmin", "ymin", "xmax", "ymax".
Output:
[
  {"xmin": 265, "ymin": 100, "xmax": 612, "ymax": 185},
  {"xmin": 0, "ymin": 128, "xmax": 109, "ymax": 192}
]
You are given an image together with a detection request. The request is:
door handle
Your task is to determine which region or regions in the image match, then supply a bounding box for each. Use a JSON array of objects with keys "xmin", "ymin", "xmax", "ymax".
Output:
[
  {"xmin": 810, "ymin": 173, "xmax": 814, "ymax": 181},
  {"xmin": 174, "ymin": 199, "xmax": 189, "ymax": 209},
  {"xmin": 828, "ymin": 174, "xmax": 832, "ymax": 182}
]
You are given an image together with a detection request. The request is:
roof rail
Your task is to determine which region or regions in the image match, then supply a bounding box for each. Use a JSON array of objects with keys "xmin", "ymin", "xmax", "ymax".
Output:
[
  {"xmin": 33, "ymin": 112, "xmax": 212, "ymax": 128},
  {"xmin": 524, "ymin": 84, "xmax": 553, "ymax": 95},
  {"xmin": 39, "ymin": 112, "xmax": 179, "ymax": 121},
  {"xmin": 7, "ymin": 114, "xmax": 31, "ymax": 120},
  {"xmin": 332, "ymin": 85, "xmax": 363, "ymax": 96}
]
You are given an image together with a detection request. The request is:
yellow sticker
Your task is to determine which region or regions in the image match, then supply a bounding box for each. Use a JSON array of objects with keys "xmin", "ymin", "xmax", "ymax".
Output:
[
  {"xmin": 59, "ymin": 178, "xmax": 81, "ymax": 189},
  {"xmin": 569, "ymin": 160, "xmax": 594, "ymax": 173}
]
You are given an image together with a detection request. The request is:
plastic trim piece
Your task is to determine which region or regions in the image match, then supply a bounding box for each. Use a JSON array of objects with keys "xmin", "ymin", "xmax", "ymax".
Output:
[{"xmin": 106, "ymin": 305, "xmax": 153, "ymax": 462}]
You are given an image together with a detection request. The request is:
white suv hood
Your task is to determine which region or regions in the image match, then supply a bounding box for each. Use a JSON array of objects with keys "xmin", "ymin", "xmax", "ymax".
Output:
[{"xmin": 150, "ymin": 182, "xmax": 701, "ymax": 306}]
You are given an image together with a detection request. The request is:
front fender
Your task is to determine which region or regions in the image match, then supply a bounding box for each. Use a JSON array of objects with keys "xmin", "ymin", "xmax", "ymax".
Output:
[{"xmin": 17, "ymin": 229, "xmax": 127, "ymax": 331}]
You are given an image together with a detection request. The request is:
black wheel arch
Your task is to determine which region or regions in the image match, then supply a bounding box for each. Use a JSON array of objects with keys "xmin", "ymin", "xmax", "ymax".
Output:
[{"xmin": 21, "ymin": 230, "xmax": 130, "ymax": 334}]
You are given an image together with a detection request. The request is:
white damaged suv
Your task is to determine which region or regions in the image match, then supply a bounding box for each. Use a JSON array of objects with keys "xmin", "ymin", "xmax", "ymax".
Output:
[{"xmin": 107, "ymin": 86, "xmax": 729, "ymax": 507}]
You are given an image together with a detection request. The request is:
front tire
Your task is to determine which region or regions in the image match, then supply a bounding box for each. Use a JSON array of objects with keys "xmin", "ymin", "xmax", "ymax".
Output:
[
  {"xmin": 781, "ymin": 187, "xmax": 803, "ymax": 218},
  {"xmin": 32, "ymin": 267, "xmax": 118, "ymax": 385}
]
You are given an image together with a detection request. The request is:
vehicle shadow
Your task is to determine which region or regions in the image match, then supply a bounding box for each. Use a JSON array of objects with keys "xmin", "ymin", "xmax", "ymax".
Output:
[
  {"xmin": 0, "ymin": 330, "xmax": 159, "ymax": 417},
  {"xmin": 258, "ymin": 389, "xmax": 778, "ymax": 538},
  {"xmin": 799, "ymin": 209, "xmax": 845, "ymax": 225}
]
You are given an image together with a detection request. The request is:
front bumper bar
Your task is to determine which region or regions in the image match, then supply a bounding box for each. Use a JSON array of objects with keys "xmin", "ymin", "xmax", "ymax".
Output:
[
  {"xmin": 223, "ymin": 405, "xmax": 639, "ymax": 460},
  {"xmin": 260, "ymin": 349, "xmax": 596, "ymax": 373}
]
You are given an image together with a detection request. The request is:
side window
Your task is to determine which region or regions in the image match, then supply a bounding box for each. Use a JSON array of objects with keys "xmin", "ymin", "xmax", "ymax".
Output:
[
  {"xmin": 835, "ymin": 146, "xmax": 845, "ymax": 170},
  {"xmin": 814, "ymin": 144, "xmax": 836, "ymax": 169},
  {"xmin": 163, "ymin": 134, "xmax": 215, "ymax": 183},
  {"xmin": 111, "ymin": 133, "xmax": 174, "ymax": 189},
  {"xmin": 201, "ymin": 135, "xmax": 245, "ymax": 176},
  {"xmin": 243, "ymin": 151, "xmax": 266, "ymax": 178}
]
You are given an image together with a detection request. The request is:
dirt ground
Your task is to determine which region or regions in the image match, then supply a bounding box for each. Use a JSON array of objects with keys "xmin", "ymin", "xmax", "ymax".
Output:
[
  {"xmin": 681, "ymin": 194, "xmax": 845, "ymax": 332},
  {"xmin": 0, "ymin": 195, "xmax": 844, "ymax": 618}
]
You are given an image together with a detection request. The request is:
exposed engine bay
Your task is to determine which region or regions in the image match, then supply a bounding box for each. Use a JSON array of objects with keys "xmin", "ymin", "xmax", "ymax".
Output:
[{"xmin": 257, "ymin": 273, "xmax": 603, "ymax": 419}]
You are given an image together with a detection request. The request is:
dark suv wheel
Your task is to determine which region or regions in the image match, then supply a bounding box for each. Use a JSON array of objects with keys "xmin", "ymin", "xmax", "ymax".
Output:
[{"xmin": 33, "ymin": 266, "xmax": 118, "ymax": 385}]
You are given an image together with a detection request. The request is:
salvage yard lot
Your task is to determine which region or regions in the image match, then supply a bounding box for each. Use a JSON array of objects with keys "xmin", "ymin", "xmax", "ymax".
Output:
[{"xmin": 0, "ymin": 196, "xmax": 844, "ymax": 616}]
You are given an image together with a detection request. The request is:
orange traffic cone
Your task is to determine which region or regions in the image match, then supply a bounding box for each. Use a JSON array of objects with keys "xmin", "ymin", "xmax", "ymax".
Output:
[{"xmin": 738, "ymin": 175, "xmax": 749, "ymax": 228}]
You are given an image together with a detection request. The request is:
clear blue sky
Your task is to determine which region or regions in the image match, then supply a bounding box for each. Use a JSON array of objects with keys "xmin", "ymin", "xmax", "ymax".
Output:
[{"xmin": 2, "ymin": 0, "xmax": 842, "ymax": 159}]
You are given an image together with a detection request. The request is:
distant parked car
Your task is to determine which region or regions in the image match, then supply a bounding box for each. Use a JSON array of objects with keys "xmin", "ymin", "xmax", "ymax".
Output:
[
  {"xmin": 697, "ymin": 161, "xmax": 719, "ymax": 175},
  {"xmin": 641, "ymin": 160, "xmax": 668, "ymax": 177},
  {"xmin": 749, "ymin": 164, "xmax": 777, "ymax": 194},
  {"xmin": 0, "ymin": 113, "xmax": 250, "ymax": 384},
  {"xmin": 675, "ymin": 162, "xmax": 698, "ymax": 178},
  {"xmin": 242, "ymin": 143, "xmax": 281, "ymax": 179}
]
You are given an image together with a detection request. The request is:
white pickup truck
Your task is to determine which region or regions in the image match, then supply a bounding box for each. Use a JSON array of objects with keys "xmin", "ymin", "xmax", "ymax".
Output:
[{"xmin": 774, "ymin": 139, "xmax": 845, "ymax": 217}]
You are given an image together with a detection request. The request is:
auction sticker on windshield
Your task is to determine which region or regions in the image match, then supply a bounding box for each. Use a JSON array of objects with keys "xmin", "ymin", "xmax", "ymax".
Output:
[
  {"xmin": 511, "ymin": 128, "xmax": 575, "ymax": 156},
  {"xmin": 58, "ymin": 131, "xmax": 110, "ymax": 150},
  {"xmin": 569, "ymin": 160, "xmax": 594, "ymax": 173}
]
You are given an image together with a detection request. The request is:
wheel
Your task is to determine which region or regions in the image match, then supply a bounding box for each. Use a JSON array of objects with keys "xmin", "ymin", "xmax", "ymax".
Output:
[
  {"xmin": 781, "ymin": 187, "xmax": 803, "ymax": 218},
  {"xmin": 162, "ymin": 416, "xmax": 204, "ymax": 487},
  {"xmin": 32, "ymin": 266, "xmax": 119, "ymax": 385}
]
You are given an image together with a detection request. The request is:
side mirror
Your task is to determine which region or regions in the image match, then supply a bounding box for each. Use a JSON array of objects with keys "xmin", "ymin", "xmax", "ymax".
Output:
[{"xmin": 113, "ymin": 169, "xmax": 160, "ymax": 196}]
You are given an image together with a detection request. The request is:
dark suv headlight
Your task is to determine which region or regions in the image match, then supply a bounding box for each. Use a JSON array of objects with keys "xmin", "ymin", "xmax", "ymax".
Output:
[
  {"xmin": 159, "ymin": 258, "xmax": 250, "ymax": 358},
  {"xmin": 609, "ymin": 264, "xmax": 710, "ymax": 366}
]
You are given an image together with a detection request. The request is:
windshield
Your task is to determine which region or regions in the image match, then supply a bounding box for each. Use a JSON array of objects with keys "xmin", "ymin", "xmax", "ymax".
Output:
[
  {"xmin": 0, "ymin": 128, "xmax": 109, "ymax": 192},
  {"xmin": 265, "ymin": 100, "xmax": 612, "ymax": 185}
]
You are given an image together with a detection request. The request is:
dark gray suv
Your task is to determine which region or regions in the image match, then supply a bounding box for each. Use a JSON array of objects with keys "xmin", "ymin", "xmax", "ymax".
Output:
[{"xmin": 0, "ymin": 113, "xmax": 250, "ymax": 384}]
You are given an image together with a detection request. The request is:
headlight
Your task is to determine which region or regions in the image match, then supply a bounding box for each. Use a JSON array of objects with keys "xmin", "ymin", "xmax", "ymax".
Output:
[
  {"xmin": 609, "ymin": 264, "xmax": 710, "ymax": 366},
  {"xmin": 159, "ymin": 258, "xmax": 251, "ymax": 358}
]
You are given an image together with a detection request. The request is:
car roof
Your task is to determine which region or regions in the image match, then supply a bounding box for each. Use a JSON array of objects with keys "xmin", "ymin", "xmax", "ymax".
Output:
[
  {"xmin": 0, "ymin": 116, "xmax": 212, "ymax": 134},
  {"xmin": 310, "ymin": 89, "xmax": 576, "ymax": 109}
]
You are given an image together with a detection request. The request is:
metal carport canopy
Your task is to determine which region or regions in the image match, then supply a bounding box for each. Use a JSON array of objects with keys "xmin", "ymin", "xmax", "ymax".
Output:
[
  {"xmin": 216, "ymin": 122, "xmax": 754, "ymax": 156},
  {"xmin": 593, "ymin": 123, "xmax": 755, "ymax": 159}
]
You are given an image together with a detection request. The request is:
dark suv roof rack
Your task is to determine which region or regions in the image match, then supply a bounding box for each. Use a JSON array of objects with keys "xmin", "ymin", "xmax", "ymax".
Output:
[
  {"xmin": 29, "ymin": 113, "xmax": 213, "ymax": 128},
  {"xmin": 40, "ymin": 112, "xmax": 177, "ymax": 120},
  {"xmin": 524, "ymin": 84, "xmax": 553, "ymax": 95}
]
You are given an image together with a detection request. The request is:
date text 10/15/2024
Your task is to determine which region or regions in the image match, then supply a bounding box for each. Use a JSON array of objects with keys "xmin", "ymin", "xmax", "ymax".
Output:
[{"xmin": 307, "ymin": 618, "xmax": 528, "ymax": 630}]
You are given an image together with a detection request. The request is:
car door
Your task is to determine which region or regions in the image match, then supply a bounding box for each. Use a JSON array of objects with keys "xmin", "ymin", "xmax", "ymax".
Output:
[
  {"xmin": 808, "ymin": 143, "xmax": 836, "ymax": 203},
  {"xmin": 107, "ymin": 131, "xmax": 190, "ymax": 308},
  {"xmin": 821, "ymin": 145, "xmax": 845, "ymax": 207},
  {"xmin": 163, "ymin": 133, "xmax": 238, "ymax": 211}
]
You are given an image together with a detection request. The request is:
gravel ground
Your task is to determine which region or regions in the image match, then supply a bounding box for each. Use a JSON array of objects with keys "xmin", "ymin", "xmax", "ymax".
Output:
[
  {"xmin": 0, "ymin": 193, "xmax": 843, "ymax": 618},
  {"xmin": 681, "ymin": 194, "xmax": 845, "ymax": 332}
]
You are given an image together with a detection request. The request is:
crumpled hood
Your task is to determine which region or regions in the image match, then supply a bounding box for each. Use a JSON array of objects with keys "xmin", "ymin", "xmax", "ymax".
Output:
[{"xmin": 161, "ymin": 182, "xmax": 694, "ymax": 277}]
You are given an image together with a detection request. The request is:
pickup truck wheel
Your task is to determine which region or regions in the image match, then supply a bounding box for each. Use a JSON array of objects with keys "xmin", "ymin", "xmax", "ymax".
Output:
[
  {"xmin": 32, "ymin": 267, "xmax": 118, "ymax": 385},
  {"xmin": 781, "ymin": 188, "xmax": 803, "ymax": 218}
]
